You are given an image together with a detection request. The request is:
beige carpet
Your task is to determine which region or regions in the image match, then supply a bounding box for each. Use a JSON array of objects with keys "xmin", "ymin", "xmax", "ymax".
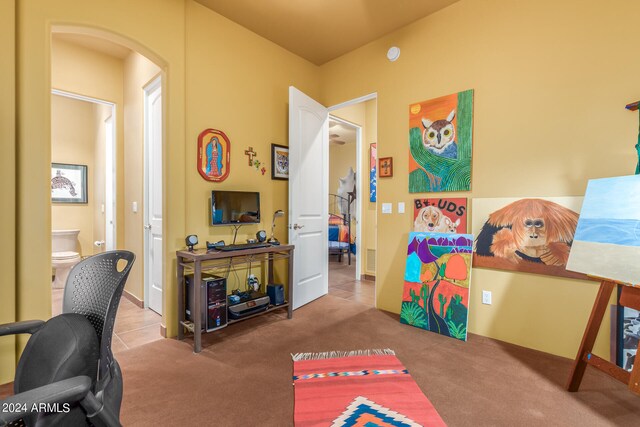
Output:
[{"xmin": 116, "ymin": 295, "xmax": 640, "ymax": 426}]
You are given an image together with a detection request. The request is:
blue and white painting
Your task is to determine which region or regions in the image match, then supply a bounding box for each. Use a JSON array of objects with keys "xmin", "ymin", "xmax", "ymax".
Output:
[
  {"xmin": 370, "ymin": 143, "xmax": 377, "ymax": 202},
  {"xmin": 566, "ymin": 175, "xmax": 640, "ymax": 285}
]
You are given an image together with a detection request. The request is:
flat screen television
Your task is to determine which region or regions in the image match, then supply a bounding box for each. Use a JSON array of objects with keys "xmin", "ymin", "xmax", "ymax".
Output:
[{"xmin": 211, "ymin": 190, "xmax": 260, "ymax": 225}]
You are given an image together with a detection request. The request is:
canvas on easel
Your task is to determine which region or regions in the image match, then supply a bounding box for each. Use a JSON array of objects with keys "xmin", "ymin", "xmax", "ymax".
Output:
[
  {"xmin": 565, "ymin": 174, "xmax": 640, "ymax": 395},
  {"xmin": 566, "ymin": 175, "xmax": 640, "ymax": 284}
]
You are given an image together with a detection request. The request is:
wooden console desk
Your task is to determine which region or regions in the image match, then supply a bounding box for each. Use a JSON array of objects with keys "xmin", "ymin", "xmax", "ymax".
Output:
[{"xmin": 176, "ymin": 244, "xmax": 294, "ymax": 353}]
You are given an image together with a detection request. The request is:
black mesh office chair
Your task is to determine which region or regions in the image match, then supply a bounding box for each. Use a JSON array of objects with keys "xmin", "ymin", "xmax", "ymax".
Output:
[{"xmin": 0, "ymin": 250, "xmax": 135, "ymax": 427}]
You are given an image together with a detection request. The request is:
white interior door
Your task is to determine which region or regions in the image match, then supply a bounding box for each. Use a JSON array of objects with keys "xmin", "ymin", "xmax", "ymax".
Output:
[
  {"xmin": 144, "ymin": 76, "xmax": 163, "ymax": 314},
  {"xmin": 289, "ymin": 86, "xmax": 329, "ymax": 309}
]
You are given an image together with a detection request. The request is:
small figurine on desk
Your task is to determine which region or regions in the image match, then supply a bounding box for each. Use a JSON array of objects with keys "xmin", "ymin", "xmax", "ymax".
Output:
[{"xmin": 185, "ymin": 234, "xmax": 198, "ymax": 252}]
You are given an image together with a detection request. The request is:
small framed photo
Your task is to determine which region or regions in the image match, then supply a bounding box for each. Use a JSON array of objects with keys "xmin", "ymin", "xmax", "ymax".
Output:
[
  {"xmin": 271, "ymin": 144, "xmax": 289, "ymax": 180},
  {"xmin": 379, "ymin": 157, "xmax": 393, "ymax": 178},
  {"xmin": 51, "ymin": 163, "xmax": 88, "ymax": 203}
]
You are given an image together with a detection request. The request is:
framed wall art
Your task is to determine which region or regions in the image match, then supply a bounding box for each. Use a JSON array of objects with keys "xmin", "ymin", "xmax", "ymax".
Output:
[
  {"xmin": 472, "ymin": 196, "xmax": 585, "ymax": 279},
  {"xmin": 414, "ymin": 197, "xmax": 467, "ymax": 233},
  {"xmin": 197, "ymin": 128, "xmax": 231, "ymax": 182},
  {"xmin": 401, "ymin": 232, "xmax": 473, "ymax": 341},
  {"xmin": 379, "ymin": 157, "xmax": 393, "ymax": 178},
  {"xmin": 369, "ymin": 143, "xmax": 377, "ymax": 202},
  {"xmin": 409, "ymin": 89, "xmax": 473, "ymax": 193},
  {"xmin": 271, "ymin": 143, "xmax": 289, "ymax": 180},
  {"xmin": 51, "ymin": 163, "xmax": 88, "ymax": 203}
]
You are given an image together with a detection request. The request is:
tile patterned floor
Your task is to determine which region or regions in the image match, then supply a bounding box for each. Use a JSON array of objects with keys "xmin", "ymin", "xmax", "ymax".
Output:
[
  {"xmin": 328, "ymin": 257, "xmax": 375, "ymax": 306},
  {"xmin": 52, "ymin": 288, "xmax": 163, "ymax": 354},
  {"xmin": 0, "ymin": 270, "xmax": 370, "ymax": 395}
]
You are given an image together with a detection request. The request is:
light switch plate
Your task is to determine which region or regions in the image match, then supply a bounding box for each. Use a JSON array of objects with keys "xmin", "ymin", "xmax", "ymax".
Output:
[
  {"xmin": 382, "ymin": 203, "xmax": 392, "ymax": 214},
  {"xmin": 132, "ymin": 201, "xmax": 138, "ymax": 213},
  {"xmin": 482, "ymin": 290, "xmax": 492, "ymax": 305},
  {"xmin": 398, "ymin": 202, "xmax": 405, "ymax": 214}
]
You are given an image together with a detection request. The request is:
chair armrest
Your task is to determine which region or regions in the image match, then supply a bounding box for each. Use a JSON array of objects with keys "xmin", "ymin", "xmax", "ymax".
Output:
[
  {"xmin": 0, "ymin": 376, "xmax": 92, "ymax": 426},
  {"xmin": 0, "ymin": 320, "xmax": 45, "ymax": 337}
]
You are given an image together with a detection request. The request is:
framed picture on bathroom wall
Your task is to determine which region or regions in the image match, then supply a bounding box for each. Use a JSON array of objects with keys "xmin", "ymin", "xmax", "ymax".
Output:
[{"xmin": 51, "ymin": 163, "xmax": 88, "ymax": 204}]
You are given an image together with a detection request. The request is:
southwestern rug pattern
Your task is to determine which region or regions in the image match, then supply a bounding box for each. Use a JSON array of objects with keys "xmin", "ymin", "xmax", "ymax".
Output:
[{"xmin": 292, "ymin": 349, "xmax": 446, "ymax": 426}]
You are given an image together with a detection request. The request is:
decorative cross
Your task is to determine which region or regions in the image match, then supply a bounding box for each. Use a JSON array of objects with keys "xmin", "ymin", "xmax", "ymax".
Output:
[
  {"xmin": 244, "ymin": 147, "xmax": 257, "ymax": 166},
  {"xmin": 381, "ymin": 159, "xmax": 391, "ymax": 175}
]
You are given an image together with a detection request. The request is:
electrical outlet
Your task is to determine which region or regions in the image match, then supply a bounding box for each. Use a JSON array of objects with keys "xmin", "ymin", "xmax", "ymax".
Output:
[{"xmin": 482, "ymin": 290, "xmax": 492, "ymax": 305}]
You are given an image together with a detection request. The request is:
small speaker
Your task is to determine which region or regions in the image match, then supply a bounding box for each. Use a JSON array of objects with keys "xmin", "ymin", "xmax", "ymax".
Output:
[{"xmin": 267, "ymin": 284, "xmax": 285, "ymax": 306}]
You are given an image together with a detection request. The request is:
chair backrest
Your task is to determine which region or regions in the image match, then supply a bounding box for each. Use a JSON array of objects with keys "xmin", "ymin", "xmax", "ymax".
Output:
[
  {"xmin": 62, "ymin": 250, "xmax": 135, "ymax": 378},
  {"xmin": 14, "ymin": 313, "xmax": 100, "ymax": 426}
]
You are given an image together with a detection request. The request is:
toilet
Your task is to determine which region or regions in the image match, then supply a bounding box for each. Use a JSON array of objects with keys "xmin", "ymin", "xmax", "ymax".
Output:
[{"xmin": 52, "ymin": 229, "xmax": 81, "ymax": 289}]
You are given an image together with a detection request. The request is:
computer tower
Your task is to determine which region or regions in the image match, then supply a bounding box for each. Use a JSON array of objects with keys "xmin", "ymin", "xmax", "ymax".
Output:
[{"xmin": 185, "ymin": 273, "xmax": 227, "ymax": 331}]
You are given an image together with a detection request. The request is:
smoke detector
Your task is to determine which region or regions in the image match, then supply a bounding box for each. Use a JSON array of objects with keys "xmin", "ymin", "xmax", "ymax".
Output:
[{"xmin": 387, "ymin": 46, "xmax": 400, "ymax": 62}]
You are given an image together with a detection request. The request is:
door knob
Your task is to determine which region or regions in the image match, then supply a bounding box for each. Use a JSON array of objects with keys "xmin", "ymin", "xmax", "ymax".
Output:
[
  {"xmin": 144, "ymin": 224, "xmax": 152, "ymax": 230},
  {"xmin": 293, "ymin": 224, "xmax": 304, "ymax": 230}
]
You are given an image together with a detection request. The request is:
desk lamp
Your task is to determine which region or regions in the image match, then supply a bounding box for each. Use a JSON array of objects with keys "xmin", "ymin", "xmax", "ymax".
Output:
[{"xmin": 269, "ymin": 210, "xmax": 285, "ymax": 245}]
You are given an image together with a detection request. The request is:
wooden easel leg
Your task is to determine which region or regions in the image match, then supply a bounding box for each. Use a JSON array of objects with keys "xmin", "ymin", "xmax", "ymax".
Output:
[
  {"xmin": 566, "ymin": 280, "xmax": 616, "ymax": 392},
  {"xmin": 629, "ymin": 340, "xmax": 640, "ymax": 395}
]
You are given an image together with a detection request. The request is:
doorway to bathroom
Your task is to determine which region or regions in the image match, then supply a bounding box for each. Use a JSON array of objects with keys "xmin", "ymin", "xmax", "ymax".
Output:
[
  {"xmin": 50, "ymin": 89, "xmax": 116, "ymax": 259},
  {"xmin": 50, "ymin": 30, "xmax": 165, "ymax": 350}
]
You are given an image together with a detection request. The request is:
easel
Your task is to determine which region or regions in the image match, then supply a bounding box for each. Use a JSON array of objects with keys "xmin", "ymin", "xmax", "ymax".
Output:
[{"xmin": 566, "ymin": 277, "xmax": 640, "ymax": 395}]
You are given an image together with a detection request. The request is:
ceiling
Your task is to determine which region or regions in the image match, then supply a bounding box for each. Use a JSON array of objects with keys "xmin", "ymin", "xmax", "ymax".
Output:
[
  {"xmin": 329, "ymin": 119, "xmax": 357, "ymax": 146},
  {"xmin": 53, "ymin": 33, "xmax": 132, "ymax": 59},
  {"xmin": 194, "ymin": 0, "xmax": 460, "ymax": 65}
]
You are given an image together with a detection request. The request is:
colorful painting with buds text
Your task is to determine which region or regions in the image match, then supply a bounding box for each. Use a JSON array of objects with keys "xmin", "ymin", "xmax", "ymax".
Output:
[{"xmin": 413, "ymin": 198, "xmax": 467, "ymax": 233}]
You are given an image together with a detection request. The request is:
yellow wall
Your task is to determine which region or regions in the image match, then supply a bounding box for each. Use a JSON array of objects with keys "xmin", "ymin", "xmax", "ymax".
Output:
[
  {"xmin": 123, "ymin": 52, "xmax": 161, "ymax": 299},
  {"xmin": 0, "ymin": 0, "xmax": 17, "ymax": 385},
  {"xmin": 184, "ymin": 1, "xmax": 320, "ymax": 291},
  {"xmin": 14, "ymin": 0, "xmax": 186, "ymax": 363},
  {"xmin": 319, "ymin": 0, "xmax": 640, "ymax": 359},
  {"xmin": 51, "ymin": 95, "xmax": 97, "ymax": 256}
]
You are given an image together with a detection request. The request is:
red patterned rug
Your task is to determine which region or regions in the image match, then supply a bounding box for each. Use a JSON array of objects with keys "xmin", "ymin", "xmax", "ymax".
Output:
[{"xmin": 292, "ymin": 349, "xmax": 446, "ymax": 426}]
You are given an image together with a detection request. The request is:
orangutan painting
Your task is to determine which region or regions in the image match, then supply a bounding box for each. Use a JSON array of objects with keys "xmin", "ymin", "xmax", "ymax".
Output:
[{"xmin": 473, "ymin": 197, "xmax": 585, "ymax": 279}]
